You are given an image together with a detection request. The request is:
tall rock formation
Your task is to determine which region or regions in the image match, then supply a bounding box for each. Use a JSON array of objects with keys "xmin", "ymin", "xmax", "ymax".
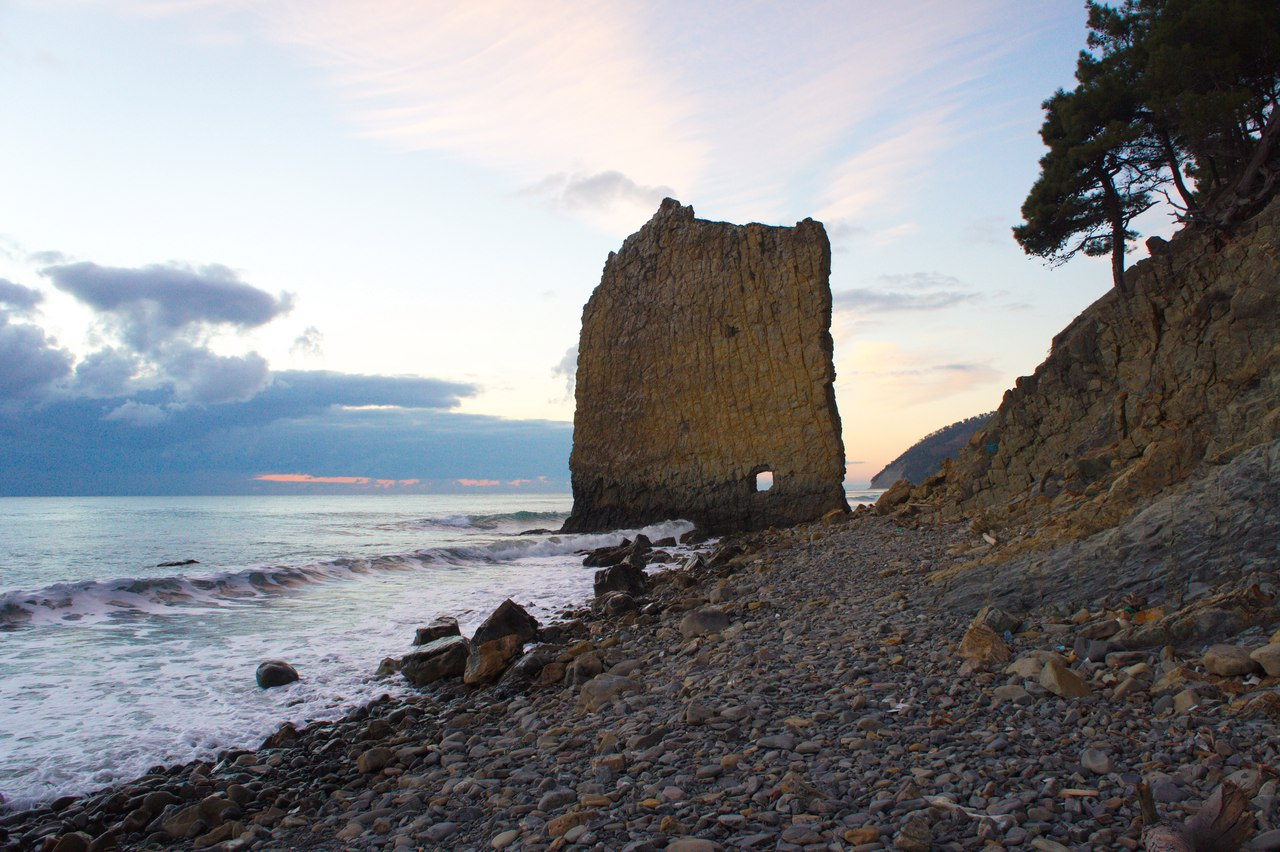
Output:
[
  {"xmin": 912, "ymin": 195, "xmax": 1280, "ymax": 561},
  {"xmin": 563, "ymin": 199, "xmax": 849, "ymax": 534}
]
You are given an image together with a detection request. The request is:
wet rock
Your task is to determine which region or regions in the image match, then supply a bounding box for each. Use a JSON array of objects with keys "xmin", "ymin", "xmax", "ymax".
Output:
[
  {"xmin": 356, "ymin": 747, "xmax": 393, "ymax": 774},
  {"xmin": 400, "ymin": 635, "xmax": 469, "ymax": 687},
  {"xmin": 254, "ymin": 660, "xmax": 298, "ymax": 689},
  {"xmin": 473, "ymin": 599, "xmax": 540, "ymax": 645},
  {"xmin": 594, "ymin": 563, "xmax": 649, "ymax": 598},
  {"xmin": 414, "ymin": 615, "xmax": 461, "ymax": 645},
  {"xmin": 464, "ymin": 634, "xmax": 523, "ymax": 686}
]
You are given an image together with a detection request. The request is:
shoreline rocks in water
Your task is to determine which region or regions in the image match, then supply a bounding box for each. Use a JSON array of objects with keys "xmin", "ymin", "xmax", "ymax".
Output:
[{"xmin": 5, "ymin": 514, "xmax": 1279, "ymax": 851}]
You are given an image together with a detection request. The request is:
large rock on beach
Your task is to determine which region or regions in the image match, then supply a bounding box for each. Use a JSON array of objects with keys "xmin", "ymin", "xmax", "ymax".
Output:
[
  {"xmin": 255, "ymin": 660, "xmax": 299, "ymax": 689},
  {"xmin": 400, "ymin": 635, "xmax": 469, "ymax": 687},
  {"xmin": 594, "ymin": 562, "xmax": 648, "ymax": 598},
  {"xmin": 562, "ymin": 198, "xmax": 849, "ymax": 535},
  {"xmin": 464, "ymin": 634, "xmax": 523, "ymax": 686},
  {"xmin": 473, "ymin": 599, "xmax": 539, "ymax": 646},
  {"xmin": 414, "ymin": 615, "xmax": 461, "ymax": 645}
]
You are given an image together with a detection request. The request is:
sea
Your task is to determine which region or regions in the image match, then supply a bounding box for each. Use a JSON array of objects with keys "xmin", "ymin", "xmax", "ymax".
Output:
[{"xmin": 0, "ymin": 491, "xmax": 881, "ymax": 811}]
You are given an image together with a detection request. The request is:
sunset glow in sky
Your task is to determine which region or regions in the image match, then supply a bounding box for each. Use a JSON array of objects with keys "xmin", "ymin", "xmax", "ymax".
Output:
[{"xmin": 0, "ymin": 1, "xmax": 1174, "ymax": 493}]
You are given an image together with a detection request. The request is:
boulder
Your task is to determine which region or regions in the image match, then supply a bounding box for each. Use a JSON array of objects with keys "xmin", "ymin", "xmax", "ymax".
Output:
[
  {"xmin": 1249, "ymin": 643, "xmax": 1280, "ymax": 676},
  {"xmin": 957, "ymin": 614, "xmax": 1011, "ymax": 672},
  {"xmin": 463, "ymin": 634, "xmax": 523, "ymax": 686},
  {"xmin": 473, "ymin": 599, "xmax": 540, "ymax": 645},
  {"xmin": 597, "ymin": 591, "xmax": 639, "ymax": 616},
  {"xmin": 579, "ymin": 673, "xmax": 642, "ymax": 711},
  {"xmin": 401, "ymin": 635, "xmax": 470, "ymax": 687},
  {"xmin": 679, "ymin": 607, "xmax": 731, "ymax": 639},
  {"xmin": 594, "ymin": 563, "xmax": 648, "ymax": 598},
  {"xmin": 414, "ymin": 615, "xmax": 461, "ymax": 645},
  {"xmin": 1040, "ymin": 659, "xmax": 1091, "ymax": 698},
  {"xmin": 255, "ymin": 660, "xmax": 299, "ymax": 689},
  {"xmin": 1203, "ymin": 643, "xmax": 1262, "ymax": 677},
  {"xmin": 582, "ymin": 540, "xmax": 633, "ymax": 568},
  {"xmin": 499, "ymin": 646, "xmax": 561, "ymax": 688},
  {"xmin": 539, "ymin": 619, "xmax": 587, "ymax": 644}
]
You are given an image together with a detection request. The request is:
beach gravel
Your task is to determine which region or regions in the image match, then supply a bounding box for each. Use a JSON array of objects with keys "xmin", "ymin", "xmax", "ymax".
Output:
[{"xmin": 5, "ymin": 513, "xmax": 1280, "ymax": 851}]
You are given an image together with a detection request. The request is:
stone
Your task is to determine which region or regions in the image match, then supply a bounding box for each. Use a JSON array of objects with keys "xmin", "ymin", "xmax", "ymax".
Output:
[
  {"xmin": 498, "ymin": 646, "xmax": 557, "ymax": 687},
  {"xmin": 464, "ymin": 634, "xmax": 523, "ymax": 686},
  {"xmin": 1040, "ymin": 659, "xmax": 1091, "ymax": 698},
  {"xmin": 562, "ymin": 198, "xmax": 849, "ymax": 535},
  {"xmin": 594, "ymin": 563, "xmax": 648, "ymax": 598},
  {"xmin": 599, "ymin": 591, "xmax": 639, "ymax": 616},
  {"xmin": 679, "ymin": 607, "xmax": 730, "ymax": 639},
  {"xmin": 957, "ymin": 615, "xmax": 1011, "ymax": 671},
  {"xmin": 374, "ymin": 657, "xmax": 400, "ymax": 678},
  {"xmin": 981, "ymin": 606, "xmax": 1022, "ymax": 634},
  {"xmin": 254, "ymin": 660, "xmax": 298, "ymax": 689},
  {"xmin": 1250, "ymin": 643, "xmax": 1280, "ymax": 676},
  {"xmin": 893, "ymin": 813, "xmax": 933, "ymax": 851},
  {"xmin": 400, "ymin": 635, "xmax": 470, "ymax": 687},
  {"xmin": 414, "ymin": 616, "xmax": 461, "ymax": 645},
  {"xmin": 1173, "ymin": 688, "xmax": 1201, "ymax": 713},
  {"xmin": 50, "ymin": 833, "xmax": 92, "ymax": 852},
  {"xmin": 546, "ymin": 810, "xmax": 596, "ymax": 837},
  {"xmin": 1203, "ymin": 643, "xmax": 1262, "ymax": 676},
  {"xmin": 1080, "ymin": 748, "xmax": 1114, "ymax": 774},
  {"xmin": 992, "ymin": 684, "xmax": 1031, "ymax": 705},
  {"xmin": 357, "ymin": 746, "xmax": 394, "ymax": 774},
  {"xmin": 472, "ymin": 599, "xmax": 539, "ymax": 645},
  {"xmin": 490, "ymin": 829, "xmax": 519, "ymax": 849},
  {"xmin": 578, "ymin": 673, "xmax": 642, "ymax": 711}
]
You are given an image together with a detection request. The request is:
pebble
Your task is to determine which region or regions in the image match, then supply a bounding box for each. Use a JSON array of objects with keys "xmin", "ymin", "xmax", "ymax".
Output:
[{"xmin": 4, "ymin": 516, "xmax": 1277, "ymax": 852}]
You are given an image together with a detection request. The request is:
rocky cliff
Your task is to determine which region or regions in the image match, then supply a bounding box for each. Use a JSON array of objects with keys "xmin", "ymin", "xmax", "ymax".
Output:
[
  {"xmin": 563, "ymin": 199, "xmax": 849, "ymax": 534},
  {"xmin": 902, "ymin": 195, "xmax": 1280, "ymax": 563},
  {"xmin": 869, "ymin": 412, "xmax": 994, "ymax": 488}
]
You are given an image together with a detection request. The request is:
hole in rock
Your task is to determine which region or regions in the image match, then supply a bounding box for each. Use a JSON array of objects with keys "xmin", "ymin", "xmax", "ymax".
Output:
[{"xmin": 755, "ymin": 470, "xmax": 774, "ymax": 492}]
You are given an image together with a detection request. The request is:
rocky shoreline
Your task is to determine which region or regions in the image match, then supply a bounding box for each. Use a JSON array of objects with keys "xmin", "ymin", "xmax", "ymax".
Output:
[{"xmin": 5, "ymin": 513, "xmax": 1280, "ymax": 851}]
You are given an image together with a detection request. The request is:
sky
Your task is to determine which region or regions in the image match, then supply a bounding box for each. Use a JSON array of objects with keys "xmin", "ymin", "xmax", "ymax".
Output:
[{"xmin": 0, "ymin": 0, "xmax": 1178, "ymax": 495}]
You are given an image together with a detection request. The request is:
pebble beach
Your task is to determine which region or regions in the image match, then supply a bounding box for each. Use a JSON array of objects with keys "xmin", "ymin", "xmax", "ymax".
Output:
[{"xmin": 6, "ymin": 512, "xmax": 1280, "ymax": 851}]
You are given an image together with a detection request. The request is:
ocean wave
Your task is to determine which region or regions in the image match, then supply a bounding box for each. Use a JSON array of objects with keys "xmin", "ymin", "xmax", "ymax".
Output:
[
  {"xmin": 380, "ymin": 510, "xmax": 567, "ymax": 533},
  {"xmin": 0, "ymin": 519, "xmax": 694, "ymax": 628}
]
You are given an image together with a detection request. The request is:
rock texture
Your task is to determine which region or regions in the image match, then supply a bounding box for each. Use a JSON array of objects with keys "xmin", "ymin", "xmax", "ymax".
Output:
[
  {"xmin": 913, "ymin": 195, "xmax": 1280, "ymax": 555},
  {"xmin": 563, "ymin": 199, "xmax": 848, "ymax": 534}
]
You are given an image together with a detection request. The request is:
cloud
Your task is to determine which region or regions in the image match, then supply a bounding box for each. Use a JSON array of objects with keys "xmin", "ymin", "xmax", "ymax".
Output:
[
  {"xmin": 527, "ymin": 171, "xmax": 676, "ymax": 219},
  {"xmin": 162, "ymin": 344, "xmax": 271, "ymax": 404},
  {"xmin": 72, "ymin": 348, "xmax": 141, "ymax": 398},
  {"xmin": 0, "ymin": 382, "xmax": 567, "ymax": 495},
  {"xmin": 290, "ymin": 326, "xmax": 323, "ymax": 357},
  {"xmin": 0, "ymin": 314, "xmax": 73, "ymax": 400},
  {"xmin": 457, "ymin": 479, "xmax": 501, "ymax": 487},
  {"xmin": 0, "ymin": 278, "xmax": 43, "ymax": 312},
  {"xmin": 103, "ymin": 400, "xmax": 171, "ymax": 427},
  {"xmin": 833, "ymin": 272, "xmax": 978, "ymax": 313},
  {"xmin": 834, "ymin": 288, "xmax": 975, "ymax": 313},
  {"xmin": 838, "ymin": 341, "xmax": 1005, "ymax": 407},
  {"xmin": 43, "ymin": 261, "xmax": 293, "ymax": 352},
  {"xmin": 552, "ymin": 345, "xmax": 577, "ymax": 396}
]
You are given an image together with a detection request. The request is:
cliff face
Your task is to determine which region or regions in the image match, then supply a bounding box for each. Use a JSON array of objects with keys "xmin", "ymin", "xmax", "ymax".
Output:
[
  {"xmin": 869, "ymin": 413, "xmax": 994, "ymax": 488},
  {"xmin": 916, "ymin": 196, "xmax": 1280, "ymax": 553},
  {"xmin": 563, "ymin": 199, "xmax": 849, "ymax": 534}
]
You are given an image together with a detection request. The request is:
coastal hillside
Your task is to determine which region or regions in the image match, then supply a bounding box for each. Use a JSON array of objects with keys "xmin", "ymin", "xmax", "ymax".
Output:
[
  {"xmin": 886, "ymin": 195, "xmax": 1279, "ymax": 604},
  {"xmin": 869, "ymin": 412, "xmax": 993, "ymax": 488}
]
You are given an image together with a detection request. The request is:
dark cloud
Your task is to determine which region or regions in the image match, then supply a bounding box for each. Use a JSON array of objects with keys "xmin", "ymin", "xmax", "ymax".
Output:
[
  {"xmin": 552, "ymin": 345, "xmax": 577, "ymax": 396},
  {"xmin": 71, "ymin": 348, "xmax": 141, "ymax": 398},
  {"xmin": 43, "ymin": 261, "xmax": 293, "ymax": 351},
  {"xmin": 290, "ymin": 326, "xmax": 323, "ymax": 357},
  {"xmin": 162, "ymin": 344, "xmax": 271, "ymax": 405},
  {"xmin": 0, "ymin": 278, "xmax": 43, "ymax": 312},
  {"xmin": 0, "ymin": 379, "xmax": 564, "ymax": 495},
  {"xmin": 0, "ymin": 314, "xmax": 73, "ymax": 400},
  {"xmin": 527, "ymin": 170, "xmax": 675, "ymax": 213}
]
